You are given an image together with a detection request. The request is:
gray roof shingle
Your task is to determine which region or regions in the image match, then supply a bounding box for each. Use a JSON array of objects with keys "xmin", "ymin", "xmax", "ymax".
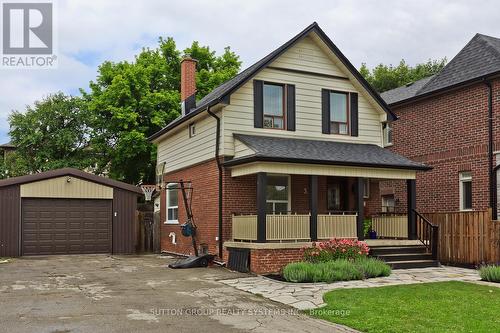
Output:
[
  {"xmin": 381, "ymin": 33, "xmax": 500, "ymax": 105},
  {"xmin": 226, "ymin": 134, "xmax": 430, "ymax": 170}
]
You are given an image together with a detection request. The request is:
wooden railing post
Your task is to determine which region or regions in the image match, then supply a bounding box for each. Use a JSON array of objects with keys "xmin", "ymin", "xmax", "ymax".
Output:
[
  {"xmin": 431, "ymin": 225, "xmax": 439, "ymax": 260},
  {"xmin": 407, "ymin": 179, "xmax": 417, "ymax": 240}
]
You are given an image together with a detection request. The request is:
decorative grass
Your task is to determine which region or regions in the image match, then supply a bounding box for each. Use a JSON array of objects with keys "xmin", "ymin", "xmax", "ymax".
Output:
[
  {"xmin": 282, "ymin": 258, "xmax": 391, "ymax": 283},
  {"xmin": 479, "ymin": 265, "xmax": 500, "ymax": 283},
  {"xmin": 310, "ymin": 281, "xmax": 500, "ymax": 333}
]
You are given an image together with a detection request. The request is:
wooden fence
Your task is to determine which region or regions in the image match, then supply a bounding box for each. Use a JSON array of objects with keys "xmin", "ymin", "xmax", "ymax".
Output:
[
  {"xmin": 423, "ymin": 210, "xmax": 500, "ymax": 265},
  {"xmin": 136, "ymin": 208, "xmax": 161, "ymax": 253}
]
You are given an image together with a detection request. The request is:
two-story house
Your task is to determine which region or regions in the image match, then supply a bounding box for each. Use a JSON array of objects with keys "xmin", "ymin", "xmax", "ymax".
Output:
[
  {"xmin": 367, "ymin": 33, "xmax": 500, "ymax": 219},
  {"xmin": 150, "ymin": 23, "xmax": 430, "ymax": 274}
]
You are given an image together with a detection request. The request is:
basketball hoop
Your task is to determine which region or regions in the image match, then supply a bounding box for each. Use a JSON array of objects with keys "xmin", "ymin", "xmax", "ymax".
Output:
[{"xmin": 141, "ymin": 185, "xmax": 157, "ymax": 202}]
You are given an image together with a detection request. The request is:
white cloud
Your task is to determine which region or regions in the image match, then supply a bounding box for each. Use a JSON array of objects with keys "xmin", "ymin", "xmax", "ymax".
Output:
[{"xmin": 1, "ymin": 0, "xmax": 500, "ymax": 142}]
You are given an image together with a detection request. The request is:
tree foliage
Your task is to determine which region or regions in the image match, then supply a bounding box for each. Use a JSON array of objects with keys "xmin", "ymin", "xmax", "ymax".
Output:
[
  {"xmin": 359, "ymin": 58, "xmax": 447, "ymax": 93},
  {"xmin": 82, "ymin": 37, "xmax": 241, "ymax": 183},
  {"xmin": 7, "ymin": 93, "xmax": 92, "ymax": 177},
  {"xmin": 7, "ymin": 37, "xmax": 241, "ymax": 183}
]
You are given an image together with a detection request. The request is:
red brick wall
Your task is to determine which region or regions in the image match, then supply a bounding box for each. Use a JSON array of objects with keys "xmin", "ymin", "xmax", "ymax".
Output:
[
  {"xmin": 249, "ymin": 248, "xmax": 304, "ymax": 274},
  {"xmin": 367, "ymin": 79, "xmax": 500, "ymax": 213}
]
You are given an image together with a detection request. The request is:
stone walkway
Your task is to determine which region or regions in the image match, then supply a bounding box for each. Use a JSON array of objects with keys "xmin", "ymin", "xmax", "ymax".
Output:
[{"xmin": 221, "ymin": 266, "xmax": 490, "ymax": 310}]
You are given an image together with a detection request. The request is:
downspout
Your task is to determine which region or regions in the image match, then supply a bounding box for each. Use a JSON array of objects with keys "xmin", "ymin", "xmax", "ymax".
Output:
[
  {"xmin": 485, "ymin": 80, "xmax": 496, "ymax": 219},
  {"xmin": 207, "ymin": 107, "xmax": 223, "ymax": 259}
]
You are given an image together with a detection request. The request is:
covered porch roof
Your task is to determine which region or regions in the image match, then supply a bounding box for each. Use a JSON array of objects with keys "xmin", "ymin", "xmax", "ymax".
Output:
[{"xmin": 225, "ymin": 134, "xmax": 431, "ymax": 178}]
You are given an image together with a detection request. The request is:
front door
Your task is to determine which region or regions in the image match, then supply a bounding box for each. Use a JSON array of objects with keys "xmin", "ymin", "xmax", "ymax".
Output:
[{"xmin": 327, "ymin": 178, "xmax": 349, "ymax": 212}]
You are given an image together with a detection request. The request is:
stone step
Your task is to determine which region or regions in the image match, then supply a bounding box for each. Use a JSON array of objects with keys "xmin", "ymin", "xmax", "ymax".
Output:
[{"xmin": 388, "ymin": 260, "xmax": 440, "ymax": 269}]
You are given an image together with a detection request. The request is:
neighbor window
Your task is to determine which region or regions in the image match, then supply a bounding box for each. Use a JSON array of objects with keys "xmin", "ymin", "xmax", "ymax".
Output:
[
  {"xmin": 381, "ymin": 194, "xmax": 395, "ymax": 213},
  {"xmin": 383, "ymin": 122, "xmax": 393, "ymax": 146},
  {"xmin": 263, "ymin": 83, "xmax": 285, "ymax": 129},
  {"xmin": 189, "ymin": 123, "xmax": 196, "ymax": 137},
  {"xmin": 166, "ymin": 183, "xmax": 179, "ymax": 223},
  {"xmin": 266, "ymin": 175, "xmax": 289, "ymax": 214},
  {"xmin": 330, "ymin": 92, "xmax": 349, "ymax": 135},
  {"xmin": 460, "ymin": 172, "xmax": 472, "ymax": 211}
]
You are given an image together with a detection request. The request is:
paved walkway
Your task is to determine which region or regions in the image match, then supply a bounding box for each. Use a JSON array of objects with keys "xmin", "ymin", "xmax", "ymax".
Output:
[{"xmin": 221, "ymin": 266, "xmax": 490, "ymax": 310}]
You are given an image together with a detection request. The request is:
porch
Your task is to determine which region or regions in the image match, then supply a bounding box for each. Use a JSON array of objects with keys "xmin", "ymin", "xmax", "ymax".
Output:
[{"xmin": 228, "ymin": 174, "xmax": 419, "ymax": 243}]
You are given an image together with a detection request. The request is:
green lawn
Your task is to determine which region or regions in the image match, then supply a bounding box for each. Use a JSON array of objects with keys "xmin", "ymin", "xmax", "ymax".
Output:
[{"xmin": 310, "ymin": 281, "xmax": 499, "ymax": 333}]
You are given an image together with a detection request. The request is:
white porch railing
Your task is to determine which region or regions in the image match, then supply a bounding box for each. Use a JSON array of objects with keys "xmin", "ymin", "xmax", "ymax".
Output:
[
  {"xmin": 318, "ymin": 213, "xmax": 357, "ymax": 239},
  {"xmin": 372, "ymin": 214, "xmax": 408, "ymax": 238},
  {"xmin": 266, "ymin": 214, "xmax": 310, "ymax": 241},
  {"xmin": 232, "ymin": 214, "xmax": 257, "ymax": 241}
]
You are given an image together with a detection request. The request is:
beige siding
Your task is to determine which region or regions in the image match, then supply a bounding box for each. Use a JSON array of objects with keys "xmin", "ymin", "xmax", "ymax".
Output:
[
  {"xmin": 230, "ymin": 162, "xmax": 416, "ymax": 180},
  {"xmin": 234, "ymin": 138, "xmax": 255, "ymax": 158},
  {"xmin": 20, "ymin": 177, "xmax": 113, "ymax": 199},
  {"xmin": 156, "ymin": 111, "xmax": 219, "ymax": 173},
  {"xmin": 223, "ymin": 35, "xmax": 385, "ymax": 156}
]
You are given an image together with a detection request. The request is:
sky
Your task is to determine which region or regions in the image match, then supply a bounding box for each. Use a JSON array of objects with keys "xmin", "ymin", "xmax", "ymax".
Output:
[{"xmin": 1, "ymin": 0, "xmax": 499, "ymax": 143}]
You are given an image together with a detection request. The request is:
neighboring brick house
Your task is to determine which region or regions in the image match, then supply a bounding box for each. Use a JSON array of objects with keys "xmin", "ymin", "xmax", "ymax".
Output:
[
  {"xmin": 367, "ymin": 33, "xmax": 500, "ymax": 218},
  {"xmin": 0, "ymin": 142, "xmax": 16, "ymax": 161},
  {"xmin": 149, "ymin": 23, "xmax": 429, "ymax": 274}
]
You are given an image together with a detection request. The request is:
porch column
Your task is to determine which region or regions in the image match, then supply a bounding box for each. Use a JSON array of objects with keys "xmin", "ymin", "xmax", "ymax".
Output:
[
  {"xmin": 407, "ymin": 179, "xmax": 417, "ymax": 240},
  {"xmin": 356, "ymin": 177, "xmax": 365, "ymax": 240},
  {"xmin": 309, "ymin": 175, "xmax": 318, "ymax": 241},
  {"xmin": 257, "ymin": 172, "xmax": 267, "ymax": 243}
]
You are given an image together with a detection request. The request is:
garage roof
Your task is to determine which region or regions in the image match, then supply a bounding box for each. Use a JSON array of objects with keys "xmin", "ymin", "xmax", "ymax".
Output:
[{"xmin": 0, "ymin": 168, "xmax": 143, "ymax": 194}]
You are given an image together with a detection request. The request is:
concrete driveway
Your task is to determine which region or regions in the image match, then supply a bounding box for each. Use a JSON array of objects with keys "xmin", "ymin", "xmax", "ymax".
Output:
[{"xmin": 0, "ymin": 255, "xmax": 355, "ymax": 333}]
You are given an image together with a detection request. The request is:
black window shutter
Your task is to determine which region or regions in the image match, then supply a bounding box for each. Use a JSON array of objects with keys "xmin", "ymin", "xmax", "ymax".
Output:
[
  {"xmin": 286, "ymin": 84, "xmax": 296, "ymax": 131},
  {"xmin": 321, "ymin": 89, "xmax": 330, "ymax": 134},
  {"xmin": 350, "ymin": 92, "xmax": 359, "ymax": 137},
  {"xmin": 253, "ymin": 80, "xmax": 264, "ymax": 128}
]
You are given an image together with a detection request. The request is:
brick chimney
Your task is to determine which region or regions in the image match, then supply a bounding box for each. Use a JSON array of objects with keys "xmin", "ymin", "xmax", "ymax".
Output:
[{"xmin": 181, "ymin": 55, "xmax": 197, "ymax": 101}]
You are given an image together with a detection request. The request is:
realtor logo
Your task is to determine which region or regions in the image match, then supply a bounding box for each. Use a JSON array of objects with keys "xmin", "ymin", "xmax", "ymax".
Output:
[{"xmin": 1, "ymin": 1, "xmax": 57, "ymax": 68}]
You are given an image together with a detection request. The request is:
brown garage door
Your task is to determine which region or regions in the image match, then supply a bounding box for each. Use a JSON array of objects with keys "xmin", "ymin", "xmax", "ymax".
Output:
[{"xmin": 22, "ymin": 198, "xmax": 112, "ymax": 255}]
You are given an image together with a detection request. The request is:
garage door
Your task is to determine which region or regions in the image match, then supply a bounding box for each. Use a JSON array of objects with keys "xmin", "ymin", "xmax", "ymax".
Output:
[{"xmin": 22, "ymin": 198, "xmax": 112, "ymax": 255}]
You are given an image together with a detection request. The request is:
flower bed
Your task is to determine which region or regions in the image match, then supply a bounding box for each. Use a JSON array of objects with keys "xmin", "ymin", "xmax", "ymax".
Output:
[
  {"xmin": 303, "ymin": 238, "xmax": 370, "ymax": 263},
  {"xmin": 281, "ymin": 238, "xmax": 390, "ymax": 283},
  {"xmin": 283, "ymin": 258, "xmax": 391, "ymax": 283}
]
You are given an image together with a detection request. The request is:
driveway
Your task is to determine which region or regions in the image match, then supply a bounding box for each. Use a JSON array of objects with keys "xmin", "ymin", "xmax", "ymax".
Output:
[{"xmin": 0, "ymin": 255, "xmax": 355, "ymax": 333}]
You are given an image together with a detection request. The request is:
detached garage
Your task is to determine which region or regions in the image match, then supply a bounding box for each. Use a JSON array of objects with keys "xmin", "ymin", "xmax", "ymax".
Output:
[{"xmin": 0, "ymin": 168, "xmax": 142, "ymax": 257}]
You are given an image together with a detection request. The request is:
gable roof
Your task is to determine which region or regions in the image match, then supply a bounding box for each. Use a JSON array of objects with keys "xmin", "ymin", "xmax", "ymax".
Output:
[
  {"xmin": 149, "ymin": 22, "xmax": 396, "ymax": 142},
  {"xmin": 0, "ymin": 142, "xmax": 16, "ymax": 149},
  {"xmin": 381, "ymin": 33, "xmax": 500, "ymax": 105},
  {"xmin": 226, "ymin": 134, "xmax": 430, "ymax": 171},
  {"xmin": 0, "ymin": 168, "xmax": 143, "ymax": 194}
]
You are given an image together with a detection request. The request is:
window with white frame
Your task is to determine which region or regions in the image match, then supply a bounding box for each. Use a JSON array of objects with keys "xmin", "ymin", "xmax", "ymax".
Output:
[
  {"xmin": 383, "ymin": 122, "xmax": 393, "ymax": 146},
  {"xmin": 266, "ymin": 175, "xmax": 289, "ymax": 214},
  {"xmin": 459, "ymin": 172, "xmax": 472, "ymax": 211},
  {"xmin": 166, "ymin": 183, "xmax": 179, "ymax": 223},
  {"xmin": 381, "ymin": 194, "xmax": 395, "ymax": 213}
]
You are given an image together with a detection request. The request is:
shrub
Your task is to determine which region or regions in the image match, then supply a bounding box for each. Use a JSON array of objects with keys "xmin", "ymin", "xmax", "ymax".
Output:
[
  {"xmin": 355, "ymin": 257, "xmax": 391, "ymax": 278},
  {"xmin": 303, "ymin": 238, "xmax": 370, "ymax": 263},
  {"xmin": 479, "ymin": 265, "xmax": 500, "ymax": 283},
  {"xmin": 282, "ymin": 258, "xmax": 391, "ymax": 283}
]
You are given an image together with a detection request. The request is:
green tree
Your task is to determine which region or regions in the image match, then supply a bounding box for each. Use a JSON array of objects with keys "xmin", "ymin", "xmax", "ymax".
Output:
[
  {"xmin": 7, "ymin": 93, "xmax": 92, "ymax": 176},
  {"xmin": 83, "ymin": 37, "xmax": 241, "ymax": 183},
  {"xmin": 360, "ymin": 58, "xmax": 447, "ymax": 93}
]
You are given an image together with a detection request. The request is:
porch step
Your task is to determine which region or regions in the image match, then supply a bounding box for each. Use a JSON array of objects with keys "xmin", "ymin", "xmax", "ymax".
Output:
[
  {"xmin": 370, "ymin": 245, "xmax": 427, "ymax": 255},
  {"xmin": 370, "ymin": 245, "xmax": 439, "ymax": 269},
  {"xmin": 375, "ymin": 253, "xmax": 433, "ymax": 262},
  {"xmin": 387, "ymin": 260, "xmax": 440, "ymax": 270}
]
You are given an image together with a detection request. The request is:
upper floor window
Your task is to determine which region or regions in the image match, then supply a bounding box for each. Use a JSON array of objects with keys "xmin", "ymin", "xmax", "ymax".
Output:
[
  {"xmin": 263, "ymin": 83, "xmax": 285, "ymax": 129},
  {"xmin": 330, "ymin": 92, "xmax": 349, "ymax": 135},
  {"xmin": 383, "ymin": 122, "xmax": 393, "ymax": 146},
  {"xmin": 459, "ymin": 172, "xmax": 472, "ymax": 211}
]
